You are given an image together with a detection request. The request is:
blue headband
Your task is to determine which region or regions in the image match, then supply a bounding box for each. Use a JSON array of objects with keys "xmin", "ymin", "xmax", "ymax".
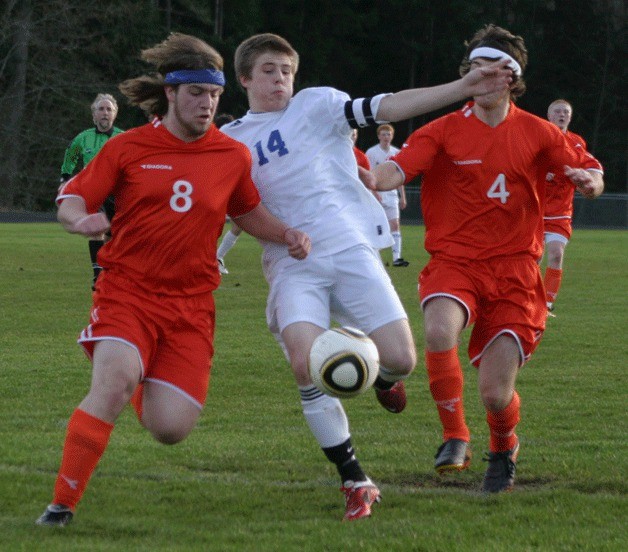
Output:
[{"xmin": 164, "ymin": 69, "xmax": 226, "ymax": 86}]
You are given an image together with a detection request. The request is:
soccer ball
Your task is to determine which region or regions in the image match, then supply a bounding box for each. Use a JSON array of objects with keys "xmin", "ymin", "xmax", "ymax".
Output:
[{"xmin": 308, "ymin": 327, "xmax": 379, "ymax": 398}]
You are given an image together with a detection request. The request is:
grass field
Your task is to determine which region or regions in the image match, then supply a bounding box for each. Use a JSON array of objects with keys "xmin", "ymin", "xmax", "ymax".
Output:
[{"xmin": 0, "ymin": 223, "xmax": 626, "ymax": 551}]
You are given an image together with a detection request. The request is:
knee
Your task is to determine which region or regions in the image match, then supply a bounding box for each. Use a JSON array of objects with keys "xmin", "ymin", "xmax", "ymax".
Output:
[
  {"xmin": 149, "ymin": 424, "xmax": 192, "ymax": 445},
  {"xmin": 479, "ymin": 386, "xmax": 511, "ymax": 412},
  {"xmin": 547, "ymin": 251, "xmax": 563, "ymax": 267},
  {"xmin": 381, "ymin": 346, "xmax": 416, "ymax": 376},
  {"xmin": 424, "ymin": 321, "xmax": 458, "ymax": 351},
  {"xmin": 290, "ymin": 352, "xmax": 311, "ymax": 386}
]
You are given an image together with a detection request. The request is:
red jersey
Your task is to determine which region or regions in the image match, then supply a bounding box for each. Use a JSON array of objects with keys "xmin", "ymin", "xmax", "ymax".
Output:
[
  {"xmin": 392, "ymin": 102, "xmax": 600, "ymax": 261},
  {"xmin": 353, "ymin": 146, "xmax": 371, "ymax": 170},
  {"xmin": 57, "ymin": 120, "xmax": 260, "ymax": 295},
  {"xmin": 544, "ymin": 130, "xmax": 603, "ymax": 220}
]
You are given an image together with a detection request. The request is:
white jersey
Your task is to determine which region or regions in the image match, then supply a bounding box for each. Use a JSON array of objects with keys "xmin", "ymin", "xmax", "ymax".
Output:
[
  {"xmin": 222, "ymin": 87, "xmax": 393, "ymax": 268},
  {"xmin": 365, "ymin": 143, "xmax": 401, "ymax": 208},
  {"xmin": 365, "ymin": 143, "xmax": 400, "ymax": 168}
]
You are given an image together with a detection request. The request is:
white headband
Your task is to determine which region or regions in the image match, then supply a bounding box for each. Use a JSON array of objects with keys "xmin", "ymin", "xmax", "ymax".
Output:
[{"xmin": 469, "ymin": 46, "xmax": 522, "ymax": 76}]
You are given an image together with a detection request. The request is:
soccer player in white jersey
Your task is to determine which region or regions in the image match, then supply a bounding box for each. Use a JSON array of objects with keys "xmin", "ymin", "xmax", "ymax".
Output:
[
  {"xmin": 221, "ymin": 33, "xmax": 512, "ymax": 521},
  {"xmin": 365, "ymin": 124, "xmax": 407, "ymax": 266}
]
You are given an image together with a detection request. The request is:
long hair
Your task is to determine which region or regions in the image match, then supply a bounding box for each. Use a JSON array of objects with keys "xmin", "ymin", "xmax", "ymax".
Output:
[
  {"xmin": 458, "ymin": 24, "xmax": 528, "ymax": 101},
  {"xmin": 119, "ymin": 33, "xmax": 224, "ymax": 117}
]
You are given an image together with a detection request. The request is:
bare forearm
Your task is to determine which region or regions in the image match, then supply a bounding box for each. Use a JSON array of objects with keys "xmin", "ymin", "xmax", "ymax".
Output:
[
  {"xmin": 234, "ymin": 204, "xmax": 290, "ymax": 243},
  {"xmin": 377, "ymin": 81, "xmax": 467, "ymax": 122},
  {"xmin": 57, "ymin": 196, "xmax": 89, "ymax": 232},
  {"xmin": 373, "ymin": 162, "xmax": 405, "ymax": 191},
  {"xmin": 376, "ymin": 59, "xmax": 512, "ymax": 121},
  {"xmin": 57, "ymin": 196, "xmax": 110, "ymax": 237},
  {"xmin": 234, "ymin": 203, "xmax": 311, "ymax": 259},
  {"xmin": 586, "ymin": 171, "xmax": 604, "ymax": 199}
]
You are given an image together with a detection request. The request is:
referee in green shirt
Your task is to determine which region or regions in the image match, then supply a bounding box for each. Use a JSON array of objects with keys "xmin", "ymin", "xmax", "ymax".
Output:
[{"xmin": 60, "ymin": 93, "xmax": 124, "ymax": 289}]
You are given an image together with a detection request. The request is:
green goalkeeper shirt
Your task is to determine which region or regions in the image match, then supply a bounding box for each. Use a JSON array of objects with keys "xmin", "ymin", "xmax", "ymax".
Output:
[{"xmin": 60, "ymin": 126, "xmax": 124, "ymax": 182}]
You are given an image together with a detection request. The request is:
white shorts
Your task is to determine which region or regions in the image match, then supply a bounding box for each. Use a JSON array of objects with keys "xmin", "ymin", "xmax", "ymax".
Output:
[
  {"xmin": 265, "ymin": 244, "xmax": 408, "ymax": 338},
  {"xmin": 380, "ymin": 190, "xmax": 400, "ymax": 221},
  {"xmin": 544, "ymin": 232, "xmax": 569, "ymax": 245}
]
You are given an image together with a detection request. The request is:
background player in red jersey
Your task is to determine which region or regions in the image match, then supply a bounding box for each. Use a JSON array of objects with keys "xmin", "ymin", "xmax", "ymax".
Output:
[
  {"xmin": 372, "ymin": 24, "xmax": 603, "ymax": 493},
  {"xmin": 36, "ymin": 33, "xmax": 310, "ymax": 528},
  {"xmin": 543, "ymin": 99, "xmax": 604, "ymax": 315},
  {"xmin": 351, "ymin": 128, "xmax": 371, "ymax": 170}
]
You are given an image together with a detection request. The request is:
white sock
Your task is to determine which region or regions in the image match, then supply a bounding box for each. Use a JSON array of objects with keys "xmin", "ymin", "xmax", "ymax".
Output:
[
  {"xmin": 391, "ymin": 231, "xmax": 401, "ymax": 261},
  {"xmin": 378, "ymin": 364, "xmax": 409, "ymax": 384},
  {"xmin": 217, "ymin": 230, "xmax": 239, "ymax": 259},
  {"xmin": 300, "ymin": 385, "xmax": 350, "ymax": 448}
]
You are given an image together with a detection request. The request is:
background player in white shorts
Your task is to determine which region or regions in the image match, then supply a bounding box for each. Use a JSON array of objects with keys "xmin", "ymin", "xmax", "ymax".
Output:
[
  {"xmin": 222, "ymin": 32, "xmax": 512, "ymax": 521},
  {"xmin": 366, "ymin": 124, "xmax": 408, "ymax": 266}
]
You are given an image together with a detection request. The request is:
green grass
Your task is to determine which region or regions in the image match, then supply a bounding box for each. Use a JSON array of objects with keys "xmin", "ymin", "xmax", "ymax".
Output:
[{"xmin": 0, "ymin": 223, "xmax": 626, "ymax": 551}]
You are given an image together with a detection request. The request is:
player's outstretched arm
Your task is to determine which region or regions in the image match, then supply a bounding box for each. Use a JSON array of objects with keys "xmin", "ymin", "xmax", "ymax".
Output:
[
  {"xmin": 234, "ymin": 203, "xmax": 311, "ymax": 260},
  {"xmin": 376, "ymin": 59, "xmax": 512, "ymax": 122},
  {"xmin": 564, "ymin": 166, "xmax": 604, "ymax": 199},
  {"xmin": 57, "ymin": 196, "xmax": 110, "ymax": 237}
]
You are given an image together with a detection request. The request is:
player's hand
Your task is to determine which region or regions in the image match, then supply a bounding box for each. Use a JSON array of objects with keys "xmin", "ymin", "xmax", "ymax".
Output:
[
  {"xmin": 564, "ymin": 165, "xmax": 596, "ymax": 198},
  {"xmin": 358, "ymin": 167, "xmax": 382, "ymax": 201},
  {"xmin": 70, "ymin": 212, "xmax": 111, "ymax": 237},
  {"xmin": 463, "ymin": 58, "xmax": 513, "ymax": 96},
  {"xmin": 284, "ymin": 228, "xmax": 311, "ymax": 260}
]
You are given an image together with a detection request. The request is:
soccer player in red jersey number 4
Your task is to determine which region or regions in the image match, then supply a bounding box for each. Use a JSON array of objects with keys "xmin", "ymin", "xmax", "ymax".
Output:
[{"xmin": 372, "ymin": 24, "xmax": 604, "ymax": 494}]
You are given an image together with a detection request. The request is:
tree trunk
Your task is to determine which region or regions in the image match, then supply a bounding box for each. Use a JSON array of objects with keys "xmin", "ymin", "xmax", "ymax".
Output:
[{"xmin": 0, "ymin": 0, "xmax": 31, "ymax": 209}]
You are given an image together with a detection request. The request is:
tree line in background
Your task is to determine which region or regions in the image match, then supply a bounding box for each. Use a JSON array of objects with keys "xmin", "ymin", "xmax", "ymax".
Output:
[{"xmin": 0, "ymin": 0, "xmax": 625, "ymax": 210}]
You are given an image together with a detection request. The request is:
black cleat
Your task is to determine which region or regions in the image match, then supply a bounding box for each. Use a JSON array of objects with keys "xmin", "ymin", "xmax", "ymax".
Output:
[
  {"xmin": 434, "ymin": 438, "xmax": 472, "ymax": 473},
  {"xmin": 392, "ymin": 258, "xmax": 409, "ymax": 267},
  {"xmin": 482, "ymin": 440, "xmax": 520, "ymax": 493},
  {"xmin": 35, "ymin": 504, "xmax": 74, "ymax": 527}
]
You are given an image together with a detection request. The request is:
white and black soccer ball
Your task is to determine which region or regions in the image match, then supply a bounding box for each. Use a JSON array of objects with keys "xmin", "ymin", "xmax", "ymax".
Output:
[{"xmin": 308, "ymin": 327, "xmax": 379, "ymax": 398}]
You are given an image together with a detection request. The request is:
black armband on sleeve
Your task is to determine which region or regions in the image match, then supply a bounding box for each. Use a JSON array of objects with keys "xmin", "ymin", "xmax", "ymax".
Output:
[{"xmin": 344, "ymin": 97, "xmax": 376, "ymax": 129}]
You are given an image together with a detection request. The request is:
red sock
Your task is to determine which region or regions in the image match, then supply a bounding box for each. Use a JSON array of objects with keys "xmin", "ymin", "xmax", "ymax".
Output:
[
  {"xmin": 52, "ymin": 408, "xmax": 114, "ymax": 510},
  {"xmin": 130, "ymin": 383, "xmax": 144, "ymax": 422},
  {"xmin": 486, "ymin": 391, "xmax": 520, "ymax": 452},
  {"xmin": 544, "ymin": 267, "xmax": 563, "ymax": 304},
  {"xmin": 426, "ymin": 348, "xmax": 470, "ymax": 442}
]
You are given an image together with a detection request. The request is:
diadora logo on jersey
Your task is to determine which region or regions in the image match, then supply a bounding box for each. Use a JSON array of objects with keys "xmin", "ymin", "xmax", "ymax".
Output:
[
  {"xmin": 453, "ymin": 159, "xmax": 482, "ymax": 165},
  {"xmin": 141, "ymin": 164, "xmax": 173, "ymax": 170},
  {"xmin": 229, "ymin": 119, "xmax": 243, "ymax": 127}
]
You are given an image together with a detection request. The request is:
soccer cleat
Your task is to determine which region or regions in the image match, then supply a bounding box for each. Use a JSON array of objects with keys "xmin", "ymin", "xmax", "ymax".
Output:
[
  {"xmin": 434, "ymin": 439, "xmax": 472, "ymax": 473},
  {"xmin": 35, "ymin": 504, "xmax": 74, "ymax": 527},
  {"xmin": 482, "ymin": 440, "xmax": 520, "ymax": 493},
  {"xmin": 217, "ymin": 257, "xmax": 229, "ymax": 275},
  {"xmin": 546, "ymin": 303, "xmax": 556, "ymax": 318},
  {"xmin": 341, "ymin": 479, "xmax": 381, "ymax": 521},
  {"xmin": 375, "ymin": 381, "xmax": 407, "ymax": 413},
  {"xmin": 392, "ymin": 258, "xmax": 410, "ymax": 267}
]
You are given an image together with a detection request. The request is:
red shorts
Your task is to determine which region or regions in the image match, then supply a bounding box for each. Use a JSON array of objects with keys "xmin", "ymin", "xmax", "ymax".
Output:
[
  {"xmin": 78, "ymin": 272, "xmax": 215, "ymax": 408},
  {"xmin": 543, "ymin": 217, "xmax": 572, "ymax": 240},
  {"xmin": 418, "ymin": 255, "xmax": 546, "ymax": 367}
]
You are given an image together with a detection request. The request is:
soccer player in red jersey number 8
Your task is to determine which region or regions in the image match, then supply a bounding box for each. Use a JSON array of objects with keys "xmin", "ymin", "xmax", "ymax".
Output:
[
  {"xmin": 36, "ymin": 33, "xmax": 311, "ymax": 528},
  {"xmin": 372, "ymin": 24, "xmax": 604, "ymax": 493}
]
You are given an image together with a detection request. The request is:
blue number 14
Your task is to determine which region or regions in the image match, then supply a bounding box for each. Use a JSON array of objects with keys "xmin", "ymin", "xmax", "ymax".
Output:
[{"xmin": 254, "ymin": 129, "xmax": 289, "ymax": 166}]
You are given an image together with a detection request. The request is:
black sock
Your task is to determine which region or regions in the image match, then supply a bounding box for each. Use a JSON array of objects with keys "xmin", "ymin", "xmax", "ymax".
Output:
[
  {"xmin": 374, "ymin": 375, "xmax": 395, "ymax": 391},
  {"xmin": 89, "ymin": 240, "xmax": 104, "ymax": 274},
  {"xmin": 323, "ymin": 438, "xmax": 367, "ymax": 483}
]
